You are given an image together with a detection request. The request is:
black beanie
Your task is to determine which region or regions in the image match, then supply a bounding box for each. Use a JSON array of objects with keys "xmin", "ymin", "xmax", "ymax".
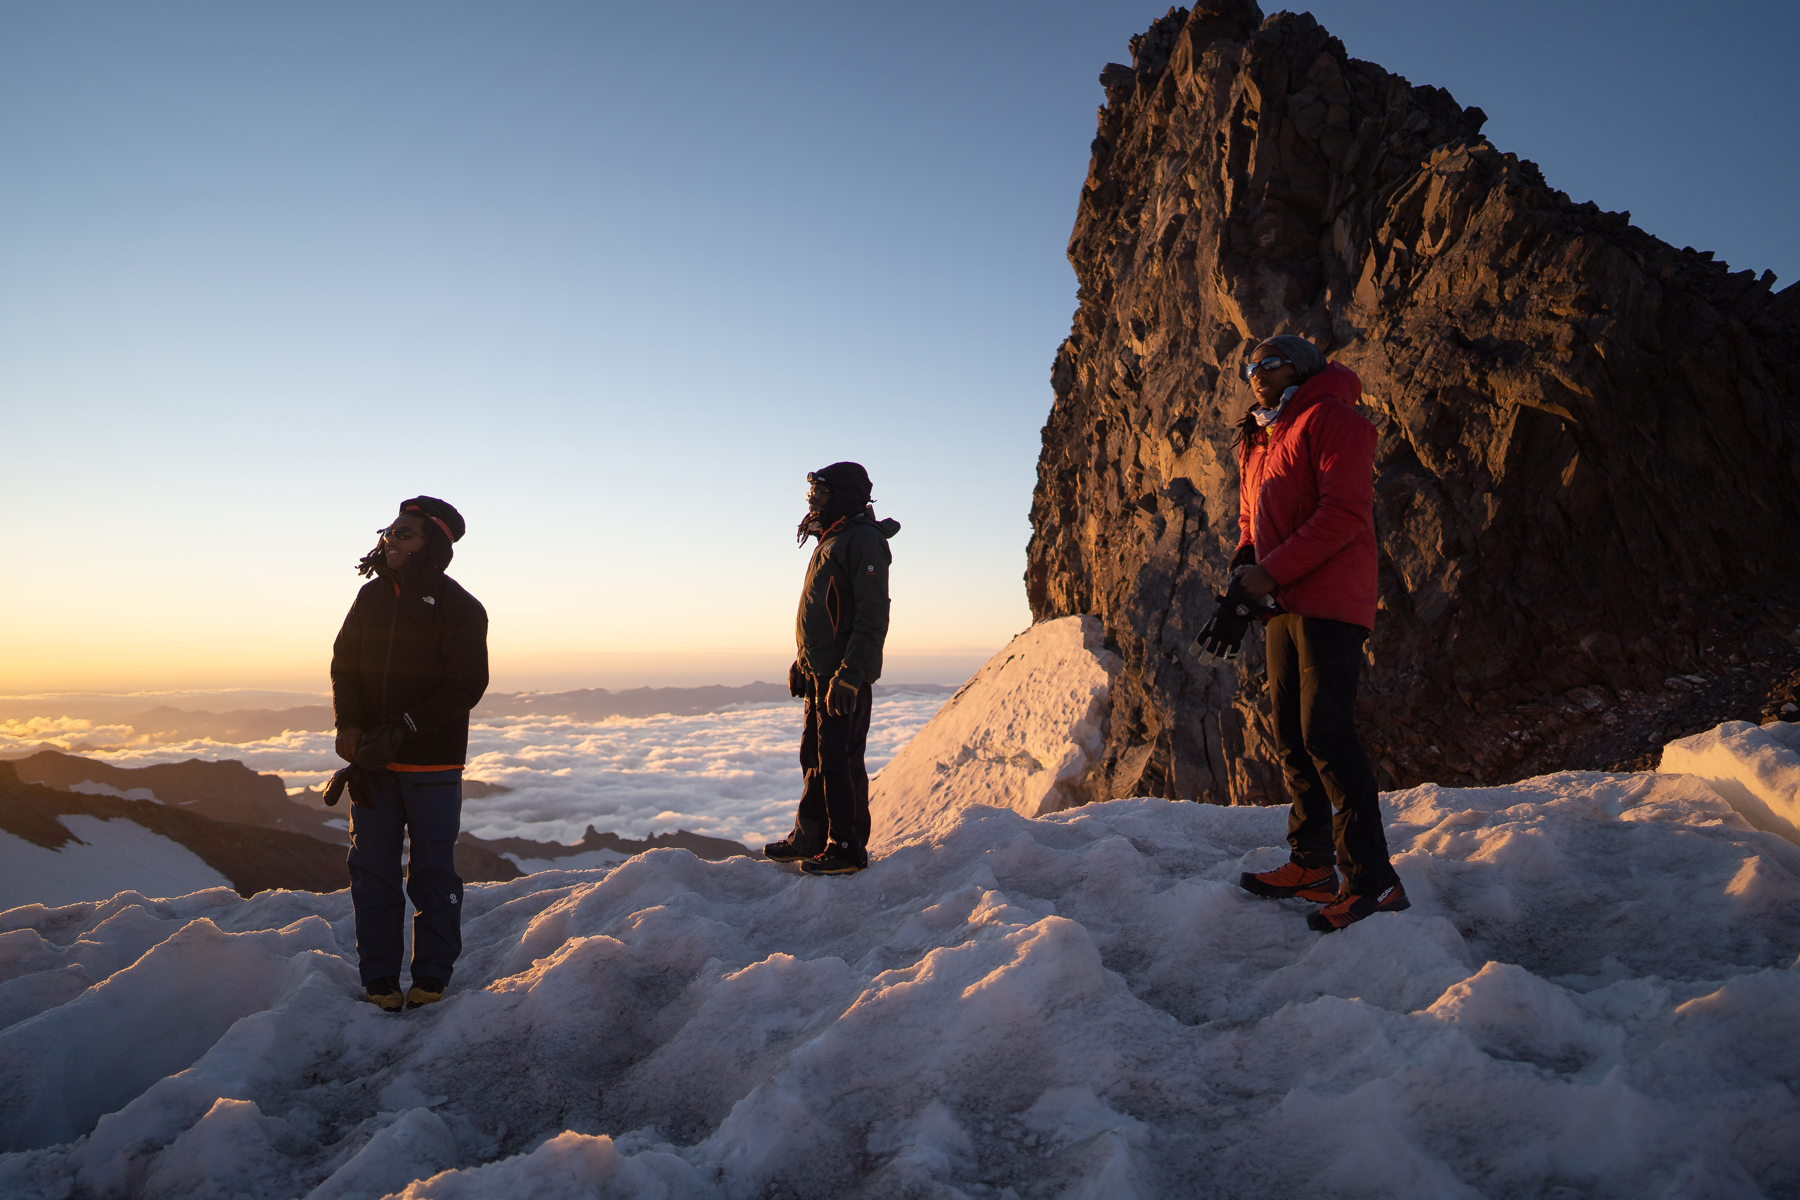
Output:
[
  {"xmin": 398, "ymin": 496, "xmax": 465, "ymax": 543},
  {"xmin": 809, "ymin": 462, "xmax": 872, "ymax": 505}
]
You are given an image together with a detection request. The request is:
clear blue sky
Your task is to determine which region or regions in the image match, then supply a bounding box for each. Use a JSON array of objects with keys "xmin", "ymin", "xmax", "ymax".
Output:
[{"xmin": 2, "ymin": 1, "xmax": 1793, "ymax": 693}]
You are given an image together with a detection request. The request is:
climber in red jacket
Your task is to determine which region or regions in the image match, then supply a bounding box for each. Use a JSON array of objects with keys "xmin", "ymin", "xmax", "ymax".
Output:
[{"xmin": 1228, "ymin": 335, "xmax": 1409, "ymax": 932}]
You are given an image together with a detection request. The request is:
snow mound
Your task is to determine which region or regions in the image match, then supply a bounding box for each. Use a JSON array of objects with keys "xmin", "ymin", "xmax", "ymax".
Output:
[
  {"xmin": 1660, "ymin": 720, "xmax": 1800, "ymax": 846},
  {"xmin": 3, "ymin": 754, "xmax": 1798, "ymax": 1197},
  {"xmin": 0, "ymin": 816, "xmax": 234, "ymax": 912},
  {"xmin": 869, "ymin": 616, "xmax": 1118, "ymax": 852}
]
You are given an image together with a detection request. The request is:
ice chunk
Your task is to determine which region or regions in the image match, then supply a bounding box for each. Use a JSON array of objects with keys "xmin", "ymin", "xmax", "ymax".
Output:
[
  {"xmin": 1425, "ymin": 961, "xmax": 1623, "ymax": 1074},
  {"xmin": 307, "ymin": 1107, "xmax": 458, "ymax": 1200},
  {"xmin": 0, "ymin": 916, "xmax": 339, "ymax": 1151},
  {"xmin": 1659, "ymin": 720, "xmax": 1800, "ymax": 846},
  {"xmin": 139, "ymin": 1097, "xmax": 301, "ymax": 1200},
  {"xmin": 393, "ymin": 1130, "xmax": 707, "ymax": 1198},
  {"xmin": 870, "ymin": 616, "xmax": 1119, "ymax": 851}
]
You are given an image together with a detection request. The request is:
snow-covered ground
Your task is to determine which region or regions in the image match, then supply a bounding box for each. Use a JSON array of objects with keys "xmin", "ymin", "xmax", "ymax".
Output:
[
  {"xmin": 0, "ymin": 817, "xmax": 233, "ymax": 912},
  {"xmin": 3, "ymin": 766, "xmax": 1797, "ymax": 1198},
  {"xmin": 3, "ymin": 625, "xmax": 1798, "ymax": 1197}
]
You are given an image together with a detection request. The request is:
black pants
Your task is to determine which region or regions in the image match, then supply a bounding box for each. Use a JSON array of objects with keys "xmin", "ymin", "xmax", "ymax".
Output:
[
  {"xmin": 1265, "ymin": 614, "xmax": 1398, "ymax": 895},
  {"xmin": 347, "ymin": 768, "xmax": 465, "ymax": 984},
  {"xmin": 796, "ymin": 679, "xmax": 873, "ymax": 852}
]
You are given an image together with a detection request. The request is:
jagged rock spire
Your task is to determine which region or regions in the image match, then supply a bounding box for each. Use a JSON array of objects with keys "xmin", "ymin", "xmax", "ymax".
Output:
[{"xmin": 1028, "ymin": 6, "xmax": 1800, "ymax": 800}]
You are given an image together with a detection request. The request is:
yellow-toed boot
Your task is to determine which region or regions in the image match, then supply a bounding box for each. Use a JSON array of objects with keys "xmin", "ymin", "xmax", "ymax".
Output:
[
  {"xmin": 406, "ymin": 977, "xmax": 447, "ymax": 1009},
  {"xmin": 363, "ymin": 977, "xmax": 404, "ymax": 1012}
]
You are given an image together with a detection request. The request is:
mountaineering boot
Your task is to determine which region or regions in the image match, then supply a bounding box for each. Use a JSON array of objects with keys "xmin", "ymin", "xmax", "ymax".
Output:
[
  {"xmin": 363, "ymin": 976, "xmax": 404, "ymax": 1012},
  {"xmin": 1307, "ymin": 881, "xmax": 1411, "ymax": 933},
  {"xmin": 800, "ymin": 843, "xmax": 869, "ymax": 876},
  {"xmin": 407, "ymin": 976, "xmax": 447, "ymax": 1009},
  {"xmin": 1240, "ymin": 862, "xmax": 1338, "ymax": 902},
  {"xmin": 764, "ymin": 818, "xmax": 826, "ymax": 863}
]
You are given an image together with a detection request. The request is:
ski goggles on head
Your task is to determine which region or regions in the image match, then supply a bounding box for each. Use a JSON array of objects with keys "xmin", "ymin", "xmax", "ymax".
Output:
[{"xmin": 1243, "ymin": 355, "xmax": 1294, "ymax": 379}]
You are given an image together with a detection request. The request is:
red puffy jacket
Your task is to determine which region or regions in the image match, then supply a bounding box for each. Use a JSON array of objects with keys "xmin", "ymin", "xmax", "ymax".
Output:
[{"xmin": 1235, "ymin": 361, "xmax": 1379, "ymax": 630}]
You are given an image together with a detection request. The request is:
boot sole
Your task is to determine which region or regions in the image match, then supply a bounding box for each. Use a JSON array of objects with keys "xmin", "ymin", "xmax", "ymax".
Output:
[
  {"xmin": 1306, "ymin": 893, "xmax": 1411, "ymax": 933},
  {"xmin": 800, "ymin": 863, "xmax": 866, "ymax": 875}
]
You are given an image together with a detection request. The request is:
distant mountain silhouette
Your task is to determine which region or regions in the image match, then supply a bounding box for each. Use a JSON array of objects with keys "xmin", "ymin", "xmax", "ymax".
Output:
[
  {"xmin": 6, "ymin": 750, "xmax": 521, "ymax": 884},
  {"xmin": 115, "ymin": 705, "xmax": 336, "ymax": 744},
  {"xmin": 464, "ymin": 824, "xmax": 748, "ymax": 863},
  {"xmin": 1, "ymin": 683, "xmax": 959, "ymax": 750},
  {"xmin": 473, "ymin": 681, "xmax": 955, "ymax": 721},
  {"xmin": 10, "ymin": 749, "xmax": 328, "ymax": 837},
  {"xmin": 0, "ymin": 760, "xmax": 349, "ymax": 897},
  {"xmin": 474, "ymin": 683, "xmax": 795, "ymax": 720}
]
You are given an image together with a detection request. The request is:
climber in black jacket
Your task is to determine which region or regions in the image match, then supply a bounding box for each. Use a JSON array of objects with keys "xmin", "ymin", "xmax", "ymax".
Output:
[
  {"xmin": 764, "ymin": 462, "xmax": 899, "ymax": 876},
  {"xmin": 330, "ymin": 496, "xmax": 488, "ymax": 1012}
]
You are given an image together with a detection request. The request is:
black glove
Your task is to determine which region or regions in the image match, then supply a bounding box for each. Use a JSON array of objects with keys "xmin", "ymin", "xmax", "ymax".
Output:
[
  {"xmin": 322, "ymin": 765, "xmax": 381, "ymax": 808},
  {"xmin": 825, "ymin": 677, "xmax": 859, "ymax": 716},
  {"xmin": 354, "ymin": 722, "xmax": 408, "ymax": 768},
  {"xmin": 1192, "ymin": 577, "xmax": 1280, "ymax": 666},
  {"xmin": 1229, "ymin": 543, "xmax": 1258, "ymax": 570},
  {"xmin": 788, "ymin": 661, "xmax": 808, "ymax": 699}
]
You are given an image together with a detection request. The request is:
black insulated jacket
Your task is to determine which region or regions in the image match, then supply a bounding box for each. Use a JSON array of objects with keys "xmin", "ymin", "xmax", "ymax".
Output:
[
  {"xmin": 796, "ymin": 510, "xmax": 897, "ymax": 688},
  {"xmin": 331, "ymin": 566, "xmax": 489, "ymax": 767}
]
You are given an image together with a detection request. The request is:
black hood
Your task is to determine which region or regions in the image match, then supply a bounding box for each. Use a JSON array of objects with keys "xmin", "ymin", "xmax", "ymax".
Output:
[
  {"xmin": 398, "ymin": 495, "xmax": 464, "ymax": 572},
  {"xmin": 356, "ymin": 496, "xmax": 466, "ymax": 579},
  {"xmin": 799, "ymin": 462, "xmax": 876, "ymax": 544}
]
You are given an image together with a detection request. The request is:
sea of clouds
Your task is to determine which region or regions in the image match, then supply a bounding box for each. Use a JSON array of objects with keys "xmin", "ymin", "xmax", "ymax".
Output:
[{"xmin": 0, "ymin": 691, "xmax": 953, "ymax": 849}]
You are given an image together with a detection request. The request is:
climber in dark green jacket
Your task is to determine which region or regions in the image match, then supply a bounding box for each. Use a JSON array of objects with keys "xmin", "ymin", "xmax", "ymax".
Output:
[{"xmin": 765, "ymin": 461, "xmax": 899, "ymax": 876}]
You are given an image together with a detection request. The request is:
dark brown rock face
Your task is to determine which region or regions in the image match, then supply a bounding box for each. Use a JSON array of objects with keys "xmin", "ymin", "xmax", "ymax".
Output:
[{"xmin": 1027, "ymin": 2, "xmax": 1800, "ymax": 802}]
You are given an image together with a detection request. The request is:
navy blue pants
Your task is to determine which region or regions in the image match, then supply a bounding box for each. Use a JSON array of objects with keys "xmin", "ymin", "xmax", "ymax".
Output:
[{"xmin": 347, "ymin": 768, "xmax": 464, "ymax": 984}]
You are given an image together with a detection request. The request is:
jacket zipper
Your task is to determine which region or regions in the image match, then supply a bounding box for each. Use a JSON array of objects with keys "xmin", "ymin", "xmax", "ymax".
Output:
[{"xmin": 380, "ymin": 587, "xmax": 400, "ymax": 716}]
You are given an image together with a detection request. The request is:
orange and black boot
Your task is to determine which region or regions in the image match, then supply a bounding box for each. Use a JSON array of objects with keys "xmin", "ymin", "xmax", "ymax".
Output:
[
  {"xmin": 1306, "ymin": 881, "xmax": 1410, "ymax": 933},
  {"xmin": 1240, "ymin": 862, "xmax": 1338, "ymax": 902}
]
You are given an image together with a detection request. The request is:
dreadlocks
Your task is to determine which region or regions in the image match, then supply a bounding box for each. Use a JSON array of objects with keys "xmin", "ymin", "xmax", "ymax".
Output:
[
  {"xmin": 796, "ymin": 506, "xmax": 866, "ymax": 547},
  {"xmin": 355, "ymin": 540, "xmax": 385, "ymax": 579},
  {"xmin": 355, "ymin": 519, "xmax": 449, "ymax": 579}
]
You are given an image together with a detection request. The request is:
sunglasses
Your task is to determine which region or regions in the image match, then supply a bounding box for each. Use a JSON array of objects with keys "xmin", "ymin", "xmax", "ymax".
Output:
[
  {"xmin": 1243, "ymin": 355, "xmax": 1294, "ymax": 379},
  {"xmin": 378, "ymin": 525, "xmax": 425, "ymax": 543}
]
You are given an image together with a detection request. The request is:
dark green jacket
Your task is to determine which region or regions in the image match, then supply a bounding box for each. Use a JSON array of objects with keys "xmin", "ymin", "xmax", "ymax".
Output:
[{"xmin": 796, "ymin": 510, "xmax": 897, "ymax": 687}]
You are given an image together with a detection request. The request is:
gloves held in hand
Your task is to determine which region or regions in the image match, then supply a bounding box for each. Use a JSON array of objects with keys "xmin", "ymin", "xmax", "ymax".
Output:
[
  {"xmin": 1192, "ymin": 577, "xmax": 1280, "ymax": 666},
  {"xmin": 322, "ymin": 765, "xmax": 380, "ymax": 808},
  {"xmin": 354, "ymin": 723, "xmax": 408, "ymax": 768}
]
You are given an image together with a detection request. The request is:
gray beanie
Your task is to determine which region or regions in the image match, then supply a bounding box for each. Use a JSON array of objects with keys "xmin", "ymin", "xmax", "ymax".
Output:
[{"xmin": 1255, "ymin": 334, "xmax": 1326, "ymax": 381}]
